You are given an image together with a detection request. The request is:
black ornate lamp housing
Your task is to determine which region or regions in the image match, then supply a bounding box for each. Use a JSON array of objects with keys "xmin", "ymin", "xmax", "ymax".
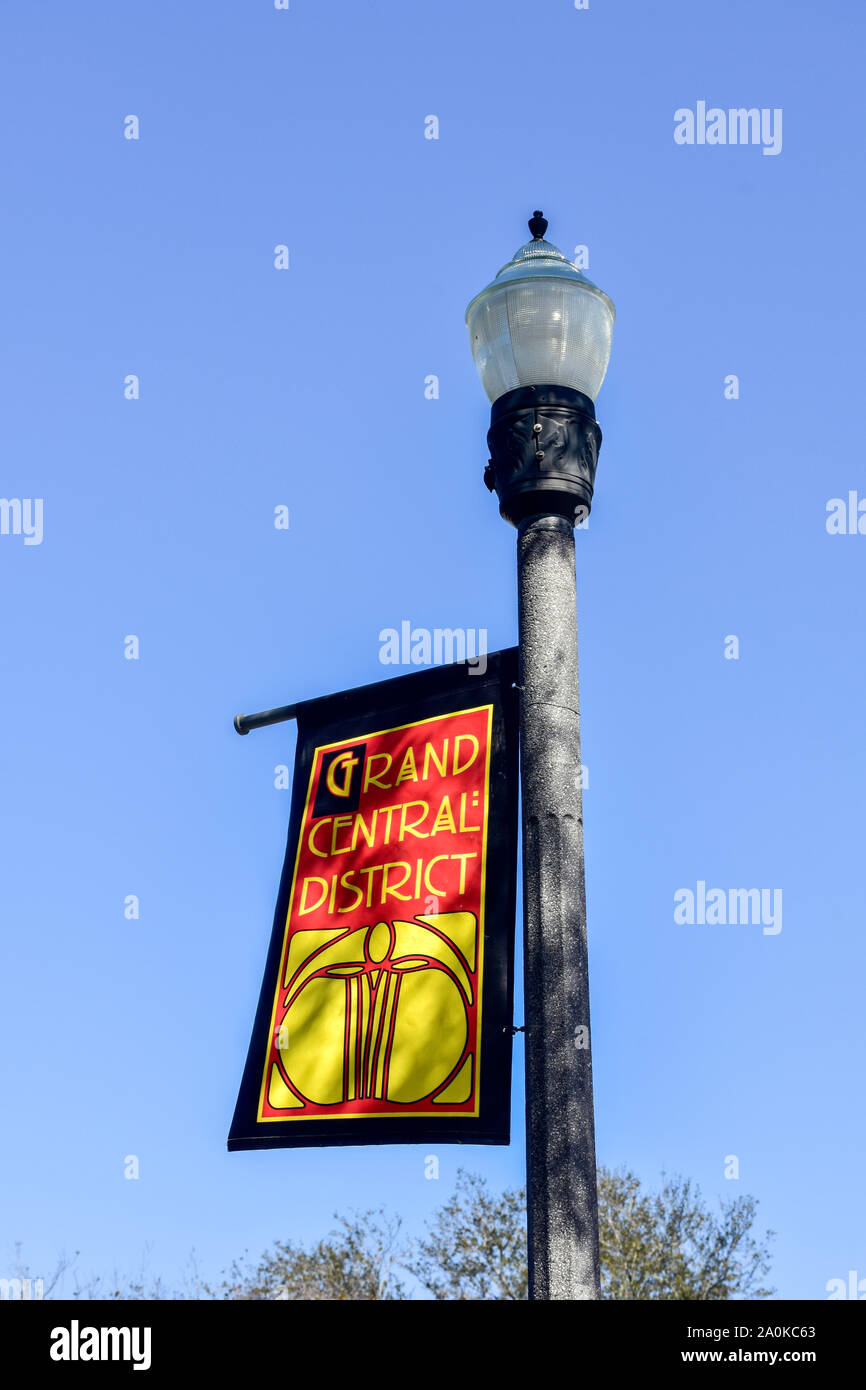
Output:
[{"xmin": 465, "ymin": 212, "xmax": 615, "ymax": 526}]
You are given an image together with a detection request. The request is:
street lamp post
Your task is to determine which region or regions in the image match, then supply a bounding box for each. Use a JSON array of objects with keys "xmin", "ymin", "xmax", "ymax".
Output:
[{"xmin": 466, "ymin": 212, "xmax": 615, "ymax": 1301}]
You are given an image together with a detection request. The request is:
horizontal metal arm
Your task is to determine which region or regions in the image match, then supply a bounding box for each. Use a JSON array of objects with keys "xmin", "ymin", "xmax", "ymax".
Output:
[{"xmin": 233, "ymin": 702, "xmax": 298, "ymax": 736}]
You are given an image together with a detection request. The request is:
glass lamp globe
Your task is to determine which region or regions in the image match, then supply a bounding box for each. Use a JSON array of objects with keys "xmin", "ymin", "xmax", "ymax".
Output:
[{"xmin": 465, "ymin": 212, "xmax": 615, "ymax": 404}]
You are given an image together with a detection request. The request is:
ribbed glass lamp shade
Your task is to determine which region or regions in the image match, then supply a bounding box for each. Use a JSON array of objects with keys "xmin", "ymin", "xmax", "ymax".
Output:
[{"xmin": 465, "ymin": 228, "xmax": 615, "ymax": 404}]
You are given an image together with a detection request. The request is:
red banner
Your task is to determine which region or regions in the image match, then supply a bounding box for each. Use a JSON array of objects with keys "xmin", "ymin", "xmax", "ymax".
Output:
[{"xmin": 229, "ymin": 652, "xmax": 518, "ymax": 1149}]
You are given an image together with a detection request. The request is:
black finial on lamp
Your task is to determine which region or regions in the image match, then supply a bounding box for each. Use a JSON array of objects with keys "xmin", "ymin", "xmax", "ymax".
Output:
[{"xmin": 528, "ymin": 210, "xmax": 548, "ymax": 240}]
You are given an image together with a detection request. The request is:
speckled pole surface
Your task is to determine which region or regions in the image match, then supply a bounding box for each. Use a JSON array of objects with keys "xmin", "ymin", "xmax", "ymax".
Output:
[{"xmin": 518, "ymin": 513, "xmax": 600, "ymax": 1301}]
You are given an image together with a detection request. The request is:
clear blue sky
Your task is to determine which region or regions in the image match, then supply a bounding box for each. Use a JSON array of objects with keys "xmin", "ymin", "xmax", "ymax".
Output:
[{"xmin": 1, "ymin": 0, "xmax": 864, "ymax": 1300}]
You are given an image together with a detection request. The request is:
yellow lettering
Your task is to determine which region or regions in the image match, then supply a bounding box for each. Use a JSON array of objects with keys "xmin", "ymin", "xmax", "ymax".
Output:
[
  {"xmin": 359, "ymin": 864, "xmax": 380, "ymax": 906},
  {"xmin": 422, "ymin": 740, "xmax": 448, "ymax": 780},
  {"xmin": 382, "ymin": 861, "xmax": 413, "ymax": 902},
  {"xmin": 399, "ymin": 800, "xmax": 430, "ymax": 840},
  {"xmin": 308, "ymin": 819, "xmax": 332, "ymax": 858},
  {"xmin": 351, "ymin": 810, "xmax": 377, "ymax": 851},
  {"xmin": 452, "ymin": 852, "xmax": 478, "ymax": 894},
  {"xmin": 325, "ymin": 750, "xmax": 358, "ymax": 798},
  {"xmin": 453, "ymin": 734, "xmax": 479, "ymax": 776},
  {"xmin": 338, "ymin": 870, "xmax": 364, "ymax": 914},
  {"xmin": 363, "ymin": 753, "xmax": 393, "ymax": 792},
  {"xmin": 298, "ymin": 876, "xmax": 329, "ymax": 915},
  {"xmin": 424, "ymin": 855, "xmax": 450, "ymax": 898},
  {"xmin": 330, "ymin": 815, "xmax": 354, "ymax": 855},
  {"xmin": 431, "ymin": 794, "xmax": 457, "ymax": 836},
  {"xmin": 378, "ymin": 803, "xmax": 400, "ymax": 844},
  {"xmin": 395, "ymin": 747, "xmax": 418, "ymax": 785}
]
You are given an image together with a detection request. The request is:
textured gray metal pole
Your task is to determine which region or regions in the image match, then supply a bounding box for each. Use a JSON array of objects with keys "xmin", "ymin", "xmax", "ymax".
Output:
[{"xmin": 518, "ymin": 512, "xmax": 600, "ymax": 1301}]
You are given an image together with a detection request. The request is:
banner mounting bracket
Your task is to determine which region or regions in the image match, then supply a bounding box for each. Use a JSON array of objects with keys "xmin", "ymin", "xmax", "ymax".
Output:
[{"xmin": 234, "ymin": 703, "xmax": 298, "ymax": 736}]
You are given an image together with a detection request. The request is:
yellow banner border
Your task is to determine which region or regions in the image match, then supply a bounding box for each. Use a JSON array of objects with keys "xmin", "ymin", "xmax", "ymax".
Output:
[{"xmin": 255, "ymin": 703, "xmax": 494, "ymax": 1123}]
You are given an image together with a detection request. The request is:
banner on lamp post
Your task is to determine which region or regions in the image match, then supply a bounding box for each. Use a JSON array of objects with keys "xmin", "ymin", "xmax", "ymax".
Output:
[{"xmin": 228, "ymin": 648, "xmax": 519, "ymax": 1150}]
